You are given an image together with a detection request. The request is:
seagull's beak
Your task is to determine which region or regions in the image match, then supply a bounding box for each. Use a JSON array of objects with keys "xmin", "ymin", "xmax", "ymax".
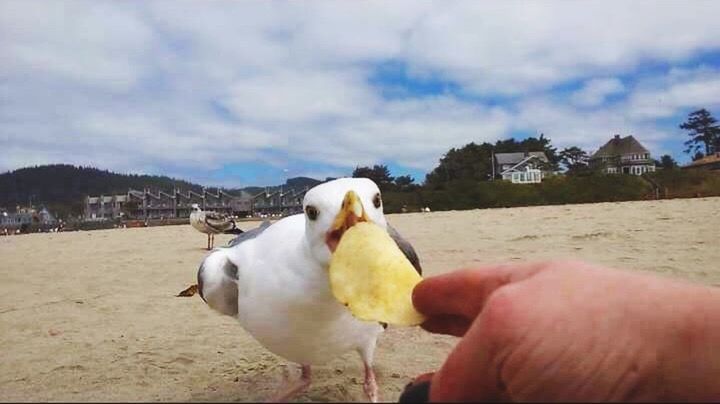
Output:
[{"xmin": 326, "ymin": 190, "xmax": 368, "ymax": 253}]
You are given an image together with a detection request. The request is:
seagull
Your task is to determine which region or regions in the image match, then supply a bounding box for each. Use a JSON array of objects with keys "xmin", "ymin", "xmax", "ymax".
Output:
[
  {"xmin": 195, "ymin": 178, "xmax": 421, "ymax": 402},
  {"xmin": 189, "ymin": 203, "xmax": 243, "ymax": 250}
]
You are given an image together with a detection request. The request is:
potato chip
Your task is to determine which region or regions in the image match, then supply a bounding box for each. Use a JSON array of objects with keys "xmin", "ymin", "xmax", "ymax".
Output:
[{"xmin": 329, "ymin": 222, "xmax": 425, "ymax": 326}]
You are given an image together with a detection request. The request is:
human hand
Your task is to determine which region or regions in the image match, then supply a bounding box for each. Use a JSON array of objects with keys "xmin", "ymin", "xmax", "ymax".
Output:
[{"xmin": 403, "ymin": 261, "xmax": 720, "ymax": 402}]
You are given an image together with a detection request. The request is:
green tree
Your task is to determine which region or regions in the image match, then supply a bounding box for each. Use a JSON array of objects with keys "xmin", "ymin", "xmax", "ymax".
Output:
[
  {"xmin": 680, "ymin": 108, "xmax": 720, "ymax": 159},
  {"xmin": 657, "ymin": 154, "xmax": 678, "ymax": 170},
  {"xmin": 0, "ymin": 164, "xmax": 204, "ymax": 218},
  {"xmin": 394, "ymin": 175, "xmax": 416, "ymax": 190},
  {"xmin": 425, "ymin": 135, "xmax": 561, "ymax": 187},
  {"xmin": 560, "ymin": 146, "xmax": 590, "ymax": 174},
  {"xmin": 352, "ymin": 165, "xmax": 395, "ymax": 189},
  {"xmin": 425, "ymin": 142, "xmax": 496, "ymax": 186}
]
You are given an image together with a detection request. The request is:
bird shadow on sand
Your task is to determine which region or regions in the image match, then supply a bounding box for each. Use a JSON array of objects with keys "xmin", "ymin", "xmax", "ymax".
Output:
[
  {"xmin": 188, "ymin": 363, "xmax": 367, "ymax": 402},
  {"xmin": 187, "ymin": 368, "xmax": 329, "ymax": 403}
]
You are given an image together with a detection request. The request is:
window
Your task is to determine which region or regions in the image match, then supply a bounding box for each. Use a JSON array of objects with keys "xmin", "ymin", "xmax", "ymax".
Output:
[{"xmin": 511, "ymin": 169, "xmax": 542, "ymax": 184}]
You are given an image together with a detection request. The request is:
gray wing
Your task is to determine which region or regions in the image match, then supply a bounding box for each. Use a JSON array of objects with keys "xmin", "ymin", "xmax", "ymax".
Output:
[
  {"xmin": 197, "ymin": 220, "xmax": 273, "ymax": 316},
  {"xmin": 197, "ymin": 249, "xmax": 239, "ymax": 317},
  {"xmin": 228, "ymin": 220, "xmax": 272, "ymax": 247},
  {"xmin": 387, "ymin": 224, "xmax": 422, "ymax": 275},
  {"xmin": 204, "ymin": 212, "xmax": 234, "ymax": 233}
]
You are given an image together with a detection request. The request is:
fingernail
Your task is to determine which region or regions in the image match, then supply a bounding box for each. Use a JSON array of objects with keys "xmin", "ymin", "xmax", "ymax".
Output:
[{"xmin": 398, "ymin": 380, "xmax": 431, "ymax": 403}]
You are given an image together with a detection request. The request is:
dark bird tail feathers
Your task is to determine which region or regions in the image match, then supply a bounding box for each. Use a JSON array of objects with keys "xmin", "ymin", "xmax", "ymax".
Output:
[{"xmin": 223, "ymin": 219, "xmax": 244, "ymax": 234}]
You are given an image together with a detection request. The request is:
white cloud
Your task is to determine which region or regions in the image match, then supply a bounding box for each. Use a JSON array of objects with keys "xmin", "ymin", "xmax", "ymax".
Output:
[
  {"xmin": 514, "ymin": 97, "xmax": 669, "ymax": 157},
  {"xmin": 288, "ymin": 96, "xmax": 513, "ymax": 170},
  {"xmin": 514, "ymin": 68, "xmax": 720, "ymax": 159},
  {"xmin": 627, "ymin": 67, "xmax": 720, "ymax": 119},
  {"xmin": 2, "ymin": 0, "xmax": 720, "ymax": 182},
  {"xmin": 571, "ymin": 78, "xmax": 625, "ymax": 107},
  {"xmin": 403, "ymin": 1, "xmax": 720, "ymax": 94},
  {"xmin": 223, "ymin": 69, "xmax": 375, "ymax": 123},
  {"xmin": 0, "ymin": 1, "xmax": 154, "ymax": 91}
]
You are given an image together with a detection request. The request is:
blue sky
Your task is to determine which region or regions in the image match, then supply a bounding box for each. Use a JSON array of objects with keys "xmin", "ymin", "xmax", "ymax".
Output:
[{"xmin": 2, "ymin": 1, "xmax": 720, "ymax": 187}]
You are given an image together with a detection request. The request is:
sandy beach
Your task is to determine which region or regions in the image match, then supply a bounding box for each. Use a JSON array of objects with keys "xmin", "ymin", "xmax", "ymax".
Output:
[{"xmin": 1, "ymin": 197, "xmax": 719, "ymax": 402}]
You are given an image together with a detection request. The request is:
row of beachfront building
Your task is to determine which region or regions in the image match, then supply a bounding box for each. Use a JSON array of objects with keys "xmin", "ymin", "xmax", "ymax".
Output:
[{"xmin": 84, "ymin": 187, "xmax": 311, "ymax": 221}]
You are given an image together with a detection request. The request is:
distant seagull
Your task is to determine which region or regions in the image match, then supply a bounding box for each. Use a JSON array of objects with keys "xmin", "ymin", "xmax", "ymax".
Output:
[
  {"xmin": 189, "ymin": 204, "xmax": 243, "ymax": 250},
  {"xmin": 194, "ymin": 178, "xmax": 421, "ymax": 401}
]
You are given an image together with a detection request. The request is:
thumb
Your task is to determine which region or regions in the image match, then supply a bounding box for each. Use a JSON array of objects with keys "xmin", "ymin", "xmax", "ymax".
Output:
[
  {"xmin": 413, "ymin": 262, "xmax": 547, "ymax": 321},
  {"xmin": 429, "ymin": 291, "xmax": 520, "ymax": 402}
]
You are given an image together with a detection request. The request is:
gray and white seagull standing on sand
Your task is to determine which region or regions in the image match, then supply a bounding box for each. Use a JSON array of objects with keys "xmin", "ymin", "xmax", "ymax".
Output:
[
  {"xmin": 195, "ymin": 178, "xmax": 421, "ymax": 402},
  {"xmin": 189, "ymin": 203, "xmax": 243, "ymax": 250}
]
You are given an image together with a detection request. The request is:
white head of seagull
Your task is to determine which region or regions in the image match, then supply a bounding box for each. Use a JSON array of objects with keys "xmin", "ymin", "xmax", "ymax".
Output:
[
  {"xmin": 191, "ymin": 203, "xmax": 201, "ymax": 211},
  {"xmin": 302, "ymin": 177, "xmax": 387, "ymax": 267}
]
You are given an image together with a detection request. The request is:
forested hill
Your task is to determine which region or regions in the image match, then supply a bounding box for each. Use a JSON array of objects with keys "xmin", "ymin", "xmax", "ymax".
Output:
[
  {"xmin": 230, "ymin": 176, "xmax": 323, "ymax": 195},
  {"xmin": 0, "ymin": 165, "xmax": 204, "ymax": 217},
  {"xmin": 0, "ymin": 165, "xmax": 323, "ymax": 218}
]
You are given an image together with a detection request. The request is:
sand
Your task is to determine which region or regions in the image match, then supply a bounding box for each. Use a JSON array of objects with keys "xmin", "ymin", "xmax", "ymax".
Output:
[{"xmin": 1, "ymin": 197, "xmax": 719, "ymax": 402}]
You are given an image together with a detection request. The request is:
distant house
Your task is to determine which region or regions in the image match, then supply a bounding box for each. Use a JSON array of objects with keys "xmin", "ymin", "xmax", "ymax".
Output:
[
  {"xmin": 84, "ymin": 188, "xmax": 254, "ymax": 221},
  {"xmin": 682, "ymin": 152, "xmax": 720, "ymax": 171},
  {"xmin": 590, "ymin": 135, "xmax": 656, "ymax": 175},
  {"xmin": 85, "ymin": 193, "xmax": 136, "ymax": 220},
  {"xmin": 252, "ymin": 187, "xmax": 309, "ymax": 216},
  {"xmin": 37, "ymin": 207, "xmax": 57, "ymax": 226},
  {"xmin": 495, "ymin": 152, "xmax": 550, "ymax": 184},
  {"xmin": 0, "ymin": 206, "xmax": 56, "ymax": 231},
  {"xmin": 0, "ymin": 210, "xmax": 33, "ymax": 229},
  {"xmin": 228, "ymin": 190, "xmax": 255, "ymax": 214}
]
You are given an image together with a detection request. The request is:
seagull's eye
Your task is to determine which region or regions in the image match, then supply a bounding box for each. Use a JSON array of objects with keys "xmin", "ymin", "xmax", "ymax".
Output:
[
  {"xmin": 373, "ymin": 193, "xmax": 382, "ymax": 209},
  {"xmin": 305, "ymin": 205, "xmax": 319, "ymax": 221}
]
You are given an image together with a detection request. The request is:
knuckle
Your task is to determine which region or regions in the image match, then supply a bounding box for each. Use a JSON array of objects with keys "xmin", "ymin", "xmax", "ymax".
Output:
[{"xmin": 481, "ymin": 286, "xmax": 523, "ymax": 339}]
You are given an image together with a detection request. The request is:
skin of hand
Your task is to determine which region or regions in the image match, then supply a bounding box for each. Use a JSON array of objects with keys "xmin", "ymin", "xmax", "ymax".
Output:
[{"xmin": 411, "ymin": 261, "xmax": 720, "ymax": 402}]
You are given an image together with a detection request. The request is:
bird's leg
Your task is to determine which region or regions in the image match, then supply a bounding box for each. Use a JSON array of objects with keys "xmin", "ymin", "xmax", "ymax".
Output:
[
  {"xmin": 266, "ymin": 364, "xmax": 311, "ymax": 403},
  {"xmin": 363, "ymin": 361, "xmax": 379, "ymax": 403},
  {"xmin": 211, "ymin": 234, "xmax": 214, "ymax": 249},
  {"xmin": 206, "ymin": 234, "xmax": 211, "ymax": 250},
  {"xmin": 358, "ymin": 343, "xmax": 380, "ymax": 402}
]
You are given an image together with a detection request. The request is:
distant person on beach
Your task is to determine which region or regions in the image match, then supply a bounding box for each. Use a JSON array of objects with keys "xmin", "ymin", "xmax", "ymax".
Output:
[{"xmin": 402, "ymin": 261, "xmax": 720, "ymax": 402}]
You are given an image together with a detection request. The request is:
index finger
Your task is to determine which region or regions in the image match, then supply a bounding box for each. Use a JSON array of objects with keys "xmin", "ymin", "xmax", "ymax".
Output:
[{"xmin": 412, "ymin": 262, "xmax": 547, "ymax": 320}]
